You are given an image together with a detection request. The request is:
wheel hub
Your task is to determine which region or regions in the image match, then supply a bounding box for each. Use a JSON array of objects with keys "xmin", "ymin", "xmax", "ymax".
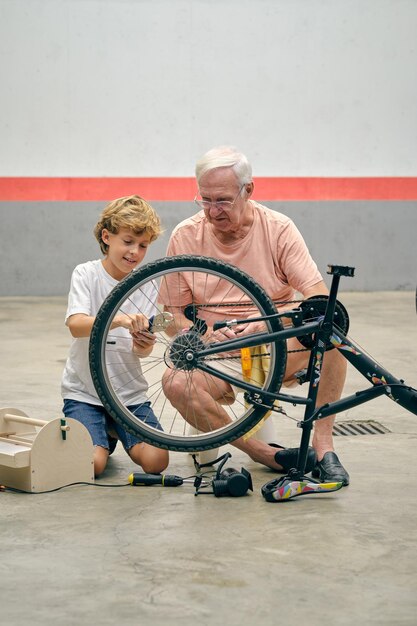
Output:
[{"xmin": 166, "ymin": 331, "xmax": 205, "ymax": 370}]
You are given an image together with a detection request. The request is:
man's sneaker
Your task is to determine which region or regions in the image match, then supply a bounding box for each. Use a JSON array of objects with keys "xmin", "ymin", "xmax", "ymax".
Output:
[
  {"xmin": 312, "ymin": 451, "xmax": 350, "ymax": 486},
  {"xmin": 271, "ymin": 444, "xmax": 317, "ymax": 474}
]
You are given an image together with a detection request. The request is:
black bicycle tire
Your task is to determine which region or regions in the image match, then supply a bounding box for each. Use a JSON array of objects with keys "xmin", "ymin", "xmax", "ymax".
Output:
[{"xmin": 89, "ymin": 255, "xmax": 287, "ymax": 451}]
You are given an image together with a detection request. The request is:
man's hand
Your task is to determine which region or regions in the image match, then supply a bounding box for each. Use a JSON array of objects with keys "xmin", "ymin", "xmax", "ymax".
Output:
[{"xmin": 234, "ymin": 319, "xmax": 268, "ymax": 337}]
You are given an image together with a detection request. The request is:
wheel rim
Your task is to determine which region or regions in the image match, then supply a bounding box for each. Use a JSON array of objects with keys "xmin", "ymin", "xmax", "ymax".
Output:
[{"xmin": 90, "ymin": 257, "xmax": 286, "ymax": 451}]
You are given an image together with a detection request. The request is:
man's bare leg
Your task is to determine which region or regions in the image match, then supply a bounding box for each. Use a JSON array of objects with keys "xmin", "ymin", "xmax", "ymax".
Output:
[
  {"xmin": 161, "ymin": 368, "xmax": 312, "ymax": 471},
  {"xmin": 311, "ymin": 349, "xmax": 347, "ymax": 458},
  {"xmin": 285, "ymin": 340, "xmax": 346, "ymax": 456},
  {"xmin": 285, "ymin": 339, "xmax": 349, "ymax": 483}
]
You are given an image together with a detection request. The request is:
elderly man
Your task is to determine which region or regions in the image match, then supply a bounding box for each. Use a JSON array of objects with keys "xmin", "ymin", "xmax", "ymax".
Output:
[{"xmin": 162, "ymin": 146, "xmax": 349, "ymax": 485}]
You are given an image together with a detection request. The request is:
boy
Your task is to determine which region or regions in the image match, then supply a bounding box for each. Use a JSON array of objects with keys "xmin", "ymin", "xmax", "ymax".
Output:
[{"xmin": 61, "ymin": 195, "xmax": 169, "ymax": 476}]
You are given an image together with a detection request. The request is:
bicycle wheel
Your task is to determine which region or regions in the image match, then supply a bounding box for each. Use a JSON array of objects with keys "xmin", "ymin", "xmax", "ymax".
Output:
[{"xmin": 89, "ymin": 255, "xmax": 287, "ymax": 452}]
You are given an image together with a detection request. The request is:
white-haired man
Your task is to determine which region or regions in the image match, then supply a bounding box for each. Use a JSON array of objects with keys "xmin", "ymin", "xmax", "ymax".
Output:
[{"xmin": 162, "ymin": 146, "xmax": 349, "ymax": 485}]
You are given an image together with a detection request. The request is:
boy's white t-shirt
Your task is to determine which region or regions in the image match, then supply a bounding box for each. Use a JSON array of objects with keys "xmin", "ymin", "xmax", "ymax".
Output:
[{"xmin": 61, "ymin": 260, "xmax": 157, "ymax": 406}]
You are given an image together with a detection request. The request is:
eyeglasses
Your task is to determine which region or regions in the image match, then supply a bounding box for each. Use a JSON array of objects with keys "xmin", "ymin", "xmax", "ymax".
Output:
[{"xmin": 194, "ymin": 185, "xmax": 245, "ymax": 211}]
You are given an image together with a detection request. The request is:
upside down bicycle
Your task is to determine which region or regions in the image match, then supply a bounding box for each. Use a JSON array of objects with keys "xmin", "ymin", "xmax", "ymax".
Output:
[{"xmin": 89, "ymin": 256, "xmax": 417, "ymax": 502}]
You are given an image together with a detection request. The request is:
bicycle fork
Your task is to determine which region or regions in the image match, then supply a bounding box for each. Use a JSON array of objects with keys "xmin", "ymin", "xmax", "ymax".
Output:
[
  {"xmin": 262, "ymin": 265, "xmax": 356, "ymax": 501},
  {"xmin": 296, "ymin": 265, "xmax": 355, "ymax": 478}
]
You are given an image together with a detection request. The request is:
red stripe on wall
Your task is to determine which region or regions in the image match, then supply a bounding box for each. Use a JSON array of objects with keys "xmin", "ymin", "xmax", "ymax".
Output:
[{"xmin": 0, "ymin": 177, "xmax": 416, "ymax": 201}]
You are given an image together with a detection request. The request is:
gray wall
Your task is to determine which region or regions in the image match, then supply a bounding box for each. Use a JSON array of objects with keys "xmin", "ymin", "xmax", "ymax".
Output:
[{"xmin": 1, "ymin": 201, "xmax": 415, "ymax": 296}]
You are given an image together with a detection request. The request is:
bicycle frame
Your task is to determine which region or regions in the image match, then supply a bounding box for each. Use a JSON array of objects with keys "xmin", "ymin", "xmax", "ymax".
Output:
[
  {"xmin": 89, "ymin": 257, "xmax": 416, "ymax": 501},
  {"xmin": 186, "ymin": 265, "xmax": 417, "ymax": 478}
]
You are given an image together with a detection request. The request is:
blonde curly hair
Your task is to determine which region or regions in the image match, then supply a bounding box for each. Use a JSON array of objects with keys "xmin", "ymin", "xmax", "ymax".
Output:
[{"xmin": 94, "ymin": 195, "xmax": 162, "ymax": 255}]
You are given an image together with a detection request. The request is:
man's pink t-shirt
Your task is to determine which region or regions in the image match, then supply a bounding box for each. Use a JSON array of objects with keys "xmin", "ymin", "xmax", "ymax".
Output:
[{"xmin": 166, "ymin": 201, "xmax": 322, "ymax": 311}]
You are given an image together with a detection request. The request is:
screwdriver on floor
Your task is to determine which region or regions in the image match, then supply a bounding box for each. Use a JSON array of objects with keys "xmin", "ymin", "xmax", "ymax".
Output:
[{"xmin": 129, "ymin": 472, "xmax": 185, "ymax": 487}]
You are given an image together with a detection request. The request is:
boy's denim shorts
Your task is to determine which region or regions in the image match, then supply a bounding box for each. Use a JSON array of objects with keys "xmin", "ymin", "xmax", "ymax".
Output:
[{"xmin": 63, "ymin": 399, "xmax": 162, "ymax": 451}]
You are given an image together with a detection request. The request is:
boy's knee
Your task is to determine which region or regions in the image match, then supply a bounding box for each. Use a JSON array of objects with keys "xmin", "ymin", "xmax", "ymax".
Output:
[
  {"xmin": 139, "ymin": 453, "xmax": 169, "ymax": 474},
  {"xmin": 94, "ymin": 455, "xmax": 108, "ymax": 478},
  {"xmin": 130, "ymin": 445, "xmax": 169, "ymax": 474},
  {"xmin": 140, "ymin": 456, "xmax": 169, "ymax": 474},
  {"xmin": 94, "ymin": 446, "xmax": 109, "ymax": 477}
]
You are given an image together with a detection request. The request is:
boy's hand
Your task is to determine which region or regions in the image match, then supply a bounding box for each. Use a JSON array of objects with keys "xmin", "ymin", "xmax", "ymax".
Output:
[
  {"xmin": 114, "ymin": 313, "xmax": 149, "ymax": 333},
  {"xmin": 113, "ymin": 313, "xmax": 157, "ymax": 356},
  {"xmin": 131, "ymin": 329, "xmax": 156, "ymax": 356}
]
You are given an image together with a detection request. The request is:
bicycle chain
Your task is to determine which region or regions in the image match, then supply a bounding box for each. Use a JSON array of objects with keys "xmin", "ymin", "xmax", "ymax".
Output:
[
  {"xmin": 195, "ymin": 297, "xmax": 309, "ymax": 309},
  {"xmin": 205, "ymin": 298, "xmax": 321, "ymax": 360},
  {"xmin": 194, "ymin": 297, "xmax": 331, "ymax": 358},
  {"xmin": 205, "ymin": 343, "xmax": 308, "ymax": 361}
]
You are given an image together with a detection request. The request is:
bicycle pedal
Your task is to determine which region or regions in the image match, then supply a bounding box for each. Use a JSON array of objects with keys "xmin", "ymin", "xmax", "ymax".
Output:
[
  {"xmin": 148, "ymin": 312, "xmax": 174, "ymax": 333},
  {"xmin": 295, "ymin": 368, "xmax": 308, "ymax": 385},
  {"xmin": 261, "ymin": 478, "xmax": 343, "ymax": 502}
]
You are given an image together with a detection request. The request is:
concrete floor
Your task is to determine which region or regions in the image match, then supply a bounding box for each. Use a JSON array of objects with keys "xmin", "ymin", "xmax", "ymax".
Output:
[{"xmin": 1, "ymin": 292, "xmax": 417, "ymax": 626}]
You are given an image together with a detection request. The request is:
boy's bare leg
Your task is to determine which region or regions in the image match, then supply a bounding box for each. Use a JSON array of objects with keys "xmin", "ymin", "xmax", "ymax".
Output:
[{"xmin": 94, "ymin": 446, "xmax": 110, "ymax": 477}]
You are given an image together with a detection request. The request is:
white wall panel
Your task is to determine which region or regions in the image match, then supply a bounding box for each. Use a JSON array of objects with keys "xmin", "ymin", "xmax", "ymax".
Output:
[{"xmin": 1, "ymin": 0, "xmax": 416, "ymax": 176}]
